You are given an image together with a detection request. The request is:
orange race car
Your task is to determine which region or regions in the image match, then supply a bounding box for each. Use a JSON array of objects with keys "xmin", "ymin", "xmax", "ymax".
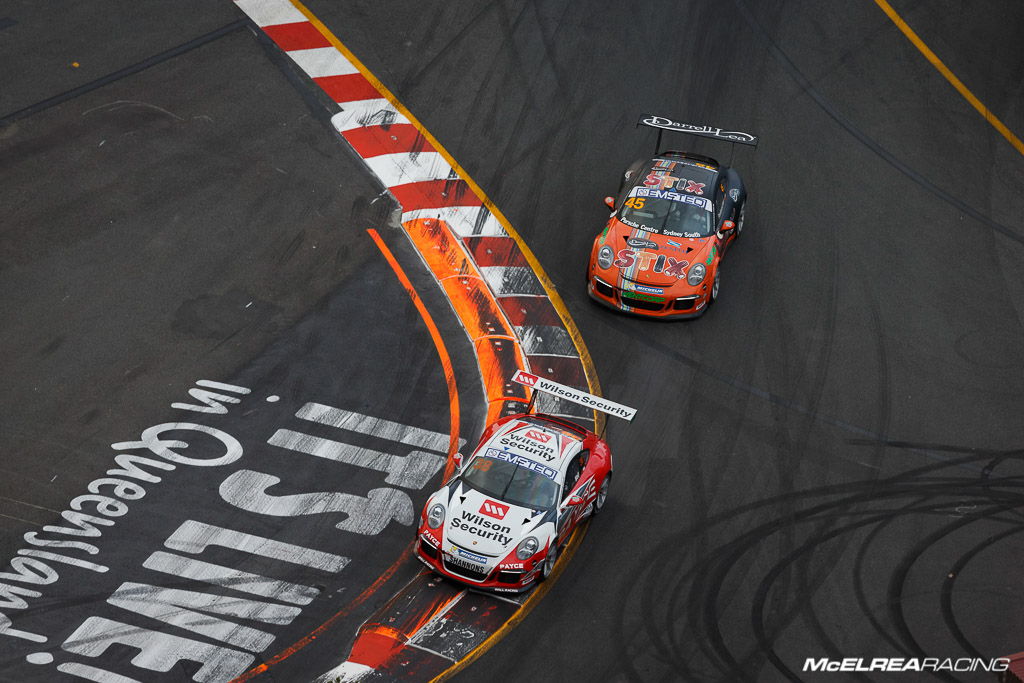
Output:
[{"xmin": 587, "ymin": 114, "xmax": 757, "ymax": 318}]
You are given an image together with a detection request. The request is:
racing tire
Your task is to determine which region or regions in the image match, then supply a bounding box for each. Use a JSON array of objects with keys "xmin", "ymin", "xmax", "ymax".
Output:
[
  {"xmin": 709, "ymin": 268, "xmax": 721, "ymax": 306},
  {"xmin": 735, "ymin": 201, "xmax": 746, "ymax": 238},
  {"xmin": 591, "ymin": 474, "xmax": 611, "ymax": 515},
  {"xmin": 538, "ymin": 544, "xmax": 559, "ymax": 583}
]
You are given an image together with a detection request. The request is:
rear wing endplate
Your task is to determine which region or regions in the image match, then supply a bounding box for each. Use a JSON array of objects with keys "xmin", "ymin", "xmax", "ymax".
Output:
[{"xmin": 513, "ymin": 370, "xmax": 637, "ymax": 422}]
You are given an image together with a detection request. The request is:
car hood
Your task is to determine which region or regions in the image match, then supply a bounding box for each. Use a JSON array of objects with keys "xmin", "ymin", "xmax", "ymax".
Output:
[
  {"xmin": 442, "ymin": 482, "xmax": 546, "ymax": 558},
  {"xmin": 603, "ymin": 218, "xmax": 714, "ymax": 289}
]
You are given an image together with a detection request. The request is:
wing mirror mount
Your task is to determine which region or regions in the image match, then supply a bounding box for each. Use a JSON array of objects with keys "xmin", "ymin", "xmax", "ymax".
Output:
[{"xmin": 604, "ymin": 196, "xmax": 616, "ymax": 210}]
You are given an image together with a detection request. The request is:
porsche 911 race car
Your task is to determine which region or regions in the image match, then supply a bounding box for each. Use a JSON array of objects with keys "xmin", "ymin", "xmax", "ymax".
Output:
[
  {"xmin": 587, "ymin": 114, "xmax": 757, "ymax": 318},
  {"xmin": 415, "ymin": 371, "xmax": 635, "ymax": 593}
]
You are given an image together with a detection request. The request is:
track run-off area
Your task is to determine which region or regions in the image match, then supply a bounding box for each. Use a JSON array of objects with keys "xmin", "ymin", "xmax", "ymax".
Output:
[{"xmin": 2, "ymin": 1, "xmax": 1024, "ymax": 682}]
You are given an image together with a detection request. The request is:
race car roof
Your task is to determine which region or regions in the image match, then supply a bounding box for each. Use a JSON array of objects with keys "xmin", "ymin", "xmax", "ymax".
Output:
[
  {"xmin": 479, "ymin": 416, "xmax": 584, "ymax": 474},
  {"xmin": 641, "ymin": 155, "xmax": 720, "ymax": 192}
]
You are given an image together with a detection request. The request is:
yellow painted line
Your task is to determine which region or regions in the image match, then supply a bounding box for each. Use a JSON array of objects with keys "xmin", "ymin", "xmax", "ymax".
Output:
[
  {"xmin": 282, "ymin": 2, "xmax": 607, "ymax": 680},
  {"xmin": 872, "ymin": 0, "xmax": 1024, "ymax": 156},
  {"xmin": 289, "ymin": 0, "xmax": 605, "ymax": 432}
]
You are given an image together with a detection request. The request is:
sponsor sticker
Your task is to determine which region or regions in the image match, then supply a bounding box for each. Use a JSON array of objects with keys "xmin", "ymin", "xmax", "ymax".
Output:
[
  {"xmin": 626, "ymin": 238, "xmax": 658, "ymax": 250},
  {"xmin": 483, "ymin": 448, "xmax": 558, "ymax": 479},
  {"xmin": 446, "ymin": 553, "xmax": 486, "ymax": 573},
  {"xmin": 511, "ymin": 370, "xmax": 637, "ymax": 421},
  {"xmin": 630, "ymin": 187, "xmax": 713, "ymax": 211},
  {"xmin": 623, "ymin": 291, "xmax": 664, "ymax": 303},
  {"xmin": 634, "ymin": 284, "xmax": 664, "ymax": 295},
  {"xmin": 638, "ymin": 114, "xmax": 759, "ymax": 146},
  {"xmin": 451, "ymin": 546, "xmax": 488, "ymax": 564},
  {"xmin": 523, "ymin": 429, "xmax": 552, "ymax": 444},
  {"xmin": 480, "ymin": 500, "xmax": 509, "ymax": 520}
]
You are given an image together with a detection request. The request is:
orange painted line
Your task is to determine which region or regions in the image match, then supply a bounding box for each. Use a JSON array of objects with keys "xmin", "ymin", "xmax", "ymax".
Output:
[
  {"xmin": 229, "ymin": 229, "xmax": 461, "ymax": 682},
  {"xmin": 229, "ymin": 544, "xmax": 413, "ymax": 682},
  {"xmin": 366, "ymin": 227, "xmax": 461, "ymax": 473},
  {"xmin": 872, "ymin": 0, "xmax": 1024, "ymax": 156},
  {"xmin": 401, "ymin": 217, "xmax": 530, "ymax": 423}
]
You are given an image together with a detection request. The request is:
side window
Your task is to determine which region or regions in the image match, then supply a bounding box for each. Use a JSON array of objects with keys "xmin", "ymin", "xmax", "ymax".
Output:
[{"xmin": 562, "ymin": 450, "xmax": 590, "ymax": 500}]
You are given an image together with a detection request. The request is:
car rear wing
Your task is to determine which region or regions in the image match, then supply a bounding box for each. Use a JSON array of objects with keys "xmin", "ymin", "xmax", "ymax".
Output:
[
  {"xmin": 638, "ymin": 114, "xmax": 759, "ymax": 156},
  {"xmin": 512, "ymin": 370, "xmax": 637, "ymax": 422}
]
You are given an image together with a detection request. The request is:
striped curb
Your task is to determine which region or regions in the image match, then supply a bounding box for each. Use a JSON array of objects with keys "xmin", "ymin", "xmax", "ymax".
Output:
[
  {"xmin": 235, "ymin": 0, "xmax": 593, "ymax": 426},
  {"xmin": 231, "ymin": 1, "xmax": 602, "ymax": 681}
]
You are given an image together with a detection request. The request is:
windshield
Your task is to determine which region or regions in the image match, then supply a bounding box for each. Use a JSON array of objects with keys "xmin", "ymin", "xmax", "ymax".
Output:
[
  {"xmin": 461, "ymin": 449, "xmax": 560, "ymax": 510},
  {"xmin": 618, "ymin": 186, "xmax": 714, "ymax": 238}
]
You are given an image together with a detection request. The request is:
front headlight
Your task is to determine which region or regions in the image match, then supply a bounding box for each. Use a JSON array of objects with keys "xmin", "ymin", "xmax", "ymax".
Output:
[
  {"xmin": 516, "ymin": 536, "xmax": 540, "ymax": 560},
  {"xmin": 687, "ymin": 262, "xmax": 706, "ymax": 286},
  {"xmin": 427, "ymin": 503, "xmax": 445, "ymax": 529},
  {"xmin": 597, "ymin": 245, "xmax": 614, "ymax": 269}
]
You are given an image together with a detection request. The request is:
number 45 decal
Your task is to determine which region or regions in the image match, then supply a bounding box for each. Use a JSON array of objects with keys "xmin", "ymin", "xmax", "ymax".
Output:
[{"xmin": 624, "ymin": 197, "xmax": 646, "ymax": 210}]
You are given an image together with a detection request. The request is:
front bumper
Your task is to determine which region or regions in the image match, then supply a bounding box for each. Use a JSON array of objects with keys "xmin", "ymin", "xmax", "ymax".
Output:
[
  {"xmin": 415, "ymin": 537, "xmax": 539, "ymax": 594},
  {"xmin": 588, "ymin": 276, "xmax": 709, "ymax": 319}
]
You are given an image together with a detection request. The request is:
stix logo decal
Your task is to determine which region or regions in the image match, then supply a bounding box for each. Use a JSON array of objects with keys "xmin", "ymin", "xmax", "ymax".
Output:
[
  {"xmin": 642, "ymin": 173, "xmax": 705, "ymax": 195},
  {"xmin": 612, "ymin": 250, "xmax": 689, "ymax": 278},
  {"xmin": 524, "ymin": 429, "xmax": 552, "ymax": 443},
  {"xmin": 480, "ymin": 500, "xmax": 509, "ymax": 519}
]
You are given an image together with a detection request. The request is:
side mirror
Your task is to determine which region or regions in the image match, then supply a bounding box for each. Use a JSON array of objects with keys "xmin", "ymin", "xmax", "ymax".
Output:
[
  {"xmin": 452, "ymin": 452, "xmax": 464, "ymax": 471},
  {"xmin": 603, "ymin": 196, "xmax": 615, "ymax": 210},
  {"xmin": 566, "ymin": 495, "xmax": 586, "ymax": 507},
  {"xmin": 719, "ymin": 220, "xmax": 736, "ymax": 233}
]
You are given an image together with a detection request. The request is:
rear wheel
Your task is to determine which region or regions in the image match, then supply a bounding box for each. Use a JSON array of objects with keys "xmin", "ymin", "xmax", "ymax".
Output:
[
  {"xmin": 592, "ymin": 474, "xmax": 611, "ymax": 515},
  {"xmin": 736, "ymin": 201, "xmax": 746, "ymax": 238}
]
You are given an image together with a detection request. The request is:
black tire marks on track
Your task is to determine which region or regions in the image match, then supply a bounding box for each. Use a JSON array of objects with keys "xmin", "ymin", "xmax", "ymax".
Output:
[
  {"xmin": 0, "ymin": 20, "xmax": 247, "ymax": 127},
  {"xmin": 732, "ymin": 0, "xmax": 1023, "ymax": 247},
  {"xmin": 616, "ymin": 448, "xmax": 1024, "ymax": 681}
]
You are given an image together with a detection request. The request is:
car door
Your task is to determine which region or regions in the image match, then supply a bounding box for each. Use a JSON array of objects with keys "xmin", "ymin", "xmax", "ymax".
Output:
[{"xmin": 556, "ymin": 450, "xmax": 592, "ymax": 543}]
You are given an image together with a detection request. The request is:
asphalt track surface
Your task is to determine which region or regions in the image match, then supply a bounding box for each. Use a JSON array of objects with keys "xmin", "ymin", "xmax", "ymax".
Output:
[{"xmin": 3, "ymin": 1, "xmax": 1024, "ymax": 683}]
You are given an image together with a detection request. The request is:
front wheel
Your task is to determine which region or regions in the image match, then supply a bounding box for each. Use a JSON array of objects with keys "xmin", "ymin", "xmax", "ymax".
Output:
[
  {"xmin": 709, "ymin": 268, "xmax": 721, "ymax": 305},
  {"xmin": 538, "ymin": 544, "xmax": 559, "ymax": 582}
]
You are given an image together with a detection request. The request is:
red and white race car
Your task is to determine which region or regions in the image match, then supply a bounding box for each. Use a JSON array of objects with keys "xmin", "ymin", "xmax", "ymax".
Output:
[{"xmin": 415, "ymin": 373, "xmax": 634, "ymax": 593}]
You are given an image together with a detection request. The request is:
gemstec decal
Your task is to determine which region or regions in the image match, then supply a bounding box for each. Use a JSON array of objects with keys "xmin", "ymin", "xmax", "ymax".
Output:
[{"xmin": 483, "ymin": 449, "xmax": 557, "ymax": 479}]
